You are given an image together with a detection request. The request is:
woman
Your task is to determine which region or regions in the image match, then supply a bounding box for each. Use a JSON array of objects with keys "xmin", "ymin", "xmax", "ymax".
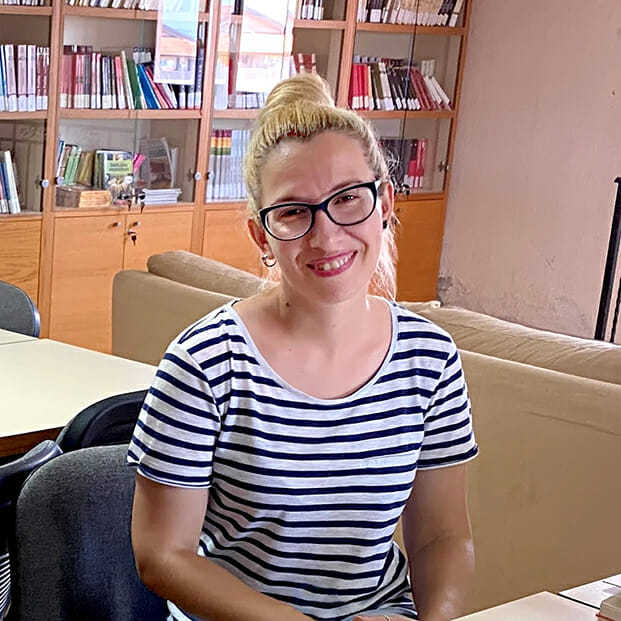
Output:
[{"xmin": 129, "ymin": 73, "xmax": 478, "ymax": 621}]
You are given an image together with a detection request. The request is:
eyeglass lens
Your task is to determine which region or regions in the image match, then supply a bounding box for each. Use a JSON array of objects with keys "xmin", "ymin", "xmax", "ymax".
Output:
[{"xmin": 265, "ymin": 185, "xmax": 376, "ymax": 240}]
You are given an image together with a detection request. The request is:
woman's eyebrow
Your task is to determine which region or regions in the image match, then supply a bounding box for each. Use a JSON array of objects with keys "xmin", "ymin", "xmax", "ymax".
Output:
[{"xmin": 268, "ymin": 179, "xmax": 365, "ymax": 207}]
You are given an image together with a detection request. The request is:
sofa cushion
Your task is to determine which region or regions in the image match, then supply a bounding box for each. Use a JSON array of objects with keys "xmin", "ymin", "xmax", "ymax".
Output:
[
  {"xmin": 419, "ymin": 306, "xmax": 621, "ymax": 385},
  {"xmin": 147, "ymin": 251, "xmax": 267, "ymax": 299},
  {"xmin": 112, "ymin": 270, "xmax": 235, "ymax": 365}
]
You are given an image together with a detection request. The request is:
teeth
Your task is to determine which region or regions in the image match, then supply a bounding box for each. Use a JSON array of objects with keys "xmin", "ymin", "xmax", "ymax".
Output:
[{"xmin": 317, "ymin": 254, "xmax": 351, "ymax": 271}]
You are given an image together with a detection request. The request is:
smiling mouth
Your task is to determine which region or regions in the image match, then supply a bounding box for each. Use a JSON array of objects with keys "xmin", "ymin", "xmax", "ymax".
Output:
[{"xmin": 308, "ymin": 252, "xmax": 356, "ymax": 272}]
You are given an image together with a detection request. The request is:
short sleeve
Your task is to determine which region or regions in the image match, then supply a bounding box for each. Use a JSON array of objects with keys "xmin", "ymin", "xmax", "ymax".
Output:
[
  {"xmin": 127, "ymin": 339, "xmax": 222, "ymax": 488},
  {"xmin": 418, "ymin": 342, "xmax": 478, "ymax": 469}
]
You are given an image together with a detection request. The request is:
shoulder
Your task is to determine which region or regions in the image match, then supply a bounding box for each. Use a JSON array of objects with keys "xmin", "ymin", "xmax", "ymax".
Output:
[
  {"xmin": 167, "ymin": 302, "xmax": 244, "ymax": 361},
  {"xmin": 390, "ymin": 301, "xmax": 457, "ymax": 357}
]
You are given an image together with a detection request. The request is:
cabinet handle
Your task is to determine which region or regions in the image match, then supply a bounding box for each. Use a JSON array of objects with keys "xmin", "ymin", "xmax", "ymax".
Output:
[
  {"xmin": 55, "ymin": 176, "xmax": 64, "ymax": 186},
  {"xmin": 112, "ymin": 221, "xmax": 122, "ymax": 227},
  {"xmin": 192, "ymin": 171, "xmax": 202, "ymax": 181},
  {"xmin": 40, "ymin": 178, "xmax": 50, "ymax": 189},
  {"xmin": 438, "ymin": 161, "xmax": 450, "ymax": 172},
  {"xmin": 132, "ymin": 221, "xmax": 142, "ymax": 227}
]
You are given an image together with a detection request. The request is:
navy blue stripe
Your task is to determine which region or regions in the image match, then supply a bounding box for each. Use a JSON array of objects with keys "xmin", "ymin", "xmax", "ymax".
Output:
[
  {"xmin": 205, "ymin": 508, "xmax": 391, "ymax": 564},
  {"xmin": 213, "ymin": 482, "xmax": 409, "ymax": 514},
  {"xmin": 161, "ymin": 352, "xmax": 206, "ymax": 382},
  {"xmin": 132, "ymin": 435, "xmax": 212, "ymax": 469},
  {"xmin": 219, "ymin": 422, "xmax": 423, "ymax": 445},
  {"xmin": 209, "ymin": 488, "xmax": 402, "ymax": 535},
  {"xmin": 214, "ymin": 439, "xmax": 422, "ymax": 462},
  {"xmin": 223, "ymin": 404, "xmax": 424, "ymax": 428},
  {"xmin": 178, "ymin": 315, "xmax": 236, "ymax": 345},
  {"xmin": 187, "ymin": 332, "xmax": 247, "ymax": 355},
  {"xmin": 210, "ymin": 369, "xmax": 281, "ymax": 388},
  {"xmin": 142, "ymin": 402, "xmax": 219, "ymax": 436},
  {"xmin": 397, "ymin": 330, "xmax": 452, "ymax": 343},
  {"xmin": 215, "ymin": 469, "xmax": 414, "ymax": 497},
  {"xmin": 425, "ymin": 399, "xmax": 469, "ymax": 423},
  {"xmin": 152, "ymin": 369, "xmax": 215, "ymax": 406},
  {"xmin": 419, "ymin": 444, "xmax": 479, "ymax": 468},
  {"xmin": 215, "ymin": 455, "xmax": 418, "ymax": 479},
  {"xmin": 377, "ymin": 366, "xmax": 441, "ymax": 384},
  {"xmin": 149, "ymin": 386, "xmax": 218, "ymax": 421},
  {"xmin": 136, "ymin": 460, "xmax": 210, "ymax": 486},
  {"xmin": 199, "ymin": 349, "xmax": 260, "ymax": 372},
  {"xmin": 390, "ymin": 348, "xmax": 448, "ymax": 362}
]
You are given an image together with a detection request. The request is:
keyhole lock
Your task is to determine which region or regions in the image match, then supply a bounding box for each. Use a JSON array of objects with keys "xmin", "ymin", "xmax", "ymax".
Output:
[{"xmin": 128, "ymin": 229, "xmax": 137, "ymax": 245}]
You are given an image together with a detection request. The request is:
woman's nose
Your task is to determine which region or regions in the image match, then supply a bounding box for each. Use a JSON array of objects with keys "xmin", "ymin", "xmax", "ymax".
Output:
[{"xmin": 307, "ymin": 209, "xmax": 341, "ymax": 245}]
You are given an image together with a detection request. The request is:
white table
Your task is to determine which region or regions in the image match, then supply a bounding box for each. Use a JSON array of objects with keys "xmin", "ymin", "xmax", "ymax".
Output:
[
  {"xmin": 0, "ymin": 338, "xmax": 156, "ymax": 456},
  {"xmin": 561, "ymin": 574, "xmax": 621, "ymax": 609},
  {"xmin": 0, "ymin": 329, "xmax": 36, "ymax": 345},
  {"xmin": 455, "ymin": 591, "xmax": 596, "ymax": 620}
]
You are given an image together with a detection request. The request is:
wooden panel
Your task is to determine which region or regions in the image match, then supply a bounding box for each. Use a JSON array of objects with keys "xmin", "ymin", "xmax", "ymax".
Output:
[
  {"xmin": 0, "ymin": 219, "xmax": 42, "ymax": 303},
  {"xmin": 49, "ymin": 215, "xmax": 124, "ymax": 352},
  {"xmin": 202, "ymin": 209, "xmax": 262, "ymax": 276},
  {"xmin": 395, "ymin": 199, "xmax": 446, "ymax": 301},
  {"xmin": 122, "ymin": 211, "xmax": 193, "ymax": 271}
]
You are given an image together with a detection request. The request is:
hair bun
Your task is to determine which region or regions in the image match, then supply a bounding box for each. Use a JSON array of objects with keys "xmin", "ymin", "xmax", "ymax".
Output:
[{"xmin": 264, "ymin": 73, "xmax": 335, "ymax": 110}]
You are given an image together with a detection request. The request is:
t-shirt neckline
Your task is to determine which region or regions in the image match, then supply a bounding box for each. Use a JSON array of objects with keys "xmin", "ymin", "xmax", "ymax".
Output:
[{"xmin": 226, "ymin": 299, "xmax": 398, "ymax": 405}]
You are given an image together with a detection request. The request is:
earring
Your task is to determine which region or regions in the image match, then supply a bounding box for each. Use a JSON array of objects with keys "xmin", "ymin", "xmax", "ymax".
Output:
[
  {"xmin": 261, "ymin": 254, "xmax": 277, "ymax": 268},
  {"xmin": 382, "ymin": 220, "xmax": 388, "ymax": 230}
]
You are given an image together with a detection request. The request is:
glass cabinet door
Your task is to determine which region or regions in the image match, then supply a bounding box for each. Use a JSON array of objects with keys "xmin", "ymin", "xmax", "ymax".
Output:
[{"xmin": 0, "ymin": 10, "xmax": 52, "ymax": 214}]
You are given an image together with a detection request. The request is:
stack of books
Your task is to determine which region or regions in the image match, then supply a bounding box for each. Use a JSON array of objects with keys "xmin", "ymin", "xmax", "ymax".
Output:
[
  {"xmin": 357, "ymin": 0, "xmax": 465, "ymax": 26},
  {"xmin": 349, "ymin": 57, "xmax": 451, "ymax": 112},
  {"xmin": 291, "ymin": 53, "xmax": 317, "ymax": 75},
  {"xmin": 297, "ymin": 0, "xmax": 324, "ymax": 20},
  {"xmin": 0, "ymin": 44, "xmax": 50, "ymax": 112},
  {"xmin": 59, "ymin": 25, "xmax": 206, "ymax": 110},
  {"xmin": 381, "ymin": 137, "xmax": 428, "ymax": 190},
  {"xmin": 206, "ymin": 128, "xmax": 250, "ymax": 201},
  {"xmin": 141, "ymin": 188, "xmax": 182, "ymax": 205}
]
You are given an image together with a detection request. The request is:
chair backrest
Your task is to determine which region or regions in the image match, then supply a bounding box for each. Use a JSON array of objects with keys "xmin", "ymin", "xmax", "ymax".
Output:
[
  {"xmin": 56, "ymin": 390, "xmax": 147, "ymax": 452},
  {"xmin": 9, "ymin": 445, "xmax": 167, "ymax": 621},
  {"xmin": 0, "ymin": 282, "xmax": 40, "ymax": 338},
  {"xmin": 0, "ymin": 441, "xmax": 62, "ymax": 619}
]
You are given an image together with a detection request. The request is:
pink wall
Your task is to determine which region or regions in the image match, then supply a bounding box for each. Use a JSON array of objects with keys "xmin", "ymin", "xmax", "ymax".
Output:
[{"xmin": 441, "ymin": 0, "xmax": 621, "ymax": 338}]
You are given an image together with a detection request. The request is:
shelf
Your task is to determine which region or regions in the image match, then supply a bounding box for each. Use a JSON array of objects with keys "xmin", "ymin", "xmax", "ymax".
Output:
[
  {"xmin": 356, "ymin": 23, "xmax": 465, "ymax": 35},
  {"xmin": 358, "ymin": 109, "xmax": 455, "ymax": 120},
  {"xmin": 293, "ymin": 18, "xmax": 346, "ymax": 30},
  {"xmin": 0, "ymin": 211, "xmax": 43, "ymax": 220},
  {"xmin": 0, "ymin": 5, "xmax": 52, "ymax": 15},
  {"xmin": 63, "ymin": 6, "xmax": 208, "ymax": 21},
  {"xmin": 0, "ymin": 111, "xmax": 47, "ymax": 121},
  {"xmin": 59, "ymin": 108, "xmax": 200, "ymax": 120},
  {"xmin": 213, "ymin": 109, "xmax": 260, "ymax": 120},
  {"xmin": 395, "ymin": 191, "xmax": 445, "ymax": 202},
  {"xmin": 53, "ymin": 202, "xmax": 195, "ymax": 216}
]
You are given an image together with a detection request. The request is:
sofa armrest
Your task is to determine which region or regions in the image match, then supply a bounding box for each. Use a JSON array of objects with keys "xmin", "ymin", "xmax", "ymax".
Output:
[
  {"xmin": 461, "ymin": 349, "xmax": 621, "ymax": 612},
  {"xmin": 112, "ymin": 270, "xmax": 233, "ymax": 365}
]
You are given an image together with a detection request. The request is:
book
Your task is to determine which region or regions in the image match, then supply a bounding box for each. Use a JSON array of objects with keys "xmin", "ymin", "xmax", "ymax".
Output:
[{"xmin": 95, "ymin": 150, "xmax": 134, "ymax": 204}]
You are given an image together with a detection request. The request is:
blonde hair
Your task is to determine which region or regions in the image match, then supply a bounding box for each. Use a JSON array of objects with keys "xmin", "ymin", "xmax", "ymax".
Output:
[{"xmin": 244, "ymin": 73, "xmax": 398, "ymax": 299}]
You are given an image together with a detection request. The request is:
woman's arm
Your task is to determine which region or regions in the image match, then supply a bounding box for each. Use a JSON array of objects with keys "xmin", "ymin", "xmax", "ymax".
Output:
[
  {"xmin": 131, "ymin": 474, "xmax": 314, "ymax": 621},
  {"xmin": 402, "ymin": 463, "xmax": 474, "ymax": 621}
]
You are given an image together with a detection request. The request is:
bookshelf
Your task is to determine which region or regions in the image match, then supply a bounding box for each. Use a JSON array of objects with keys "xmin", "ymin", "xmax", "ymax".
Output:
[{"xmin": 0, "ymin": 0, "xmax": 471, "ymax": 351}]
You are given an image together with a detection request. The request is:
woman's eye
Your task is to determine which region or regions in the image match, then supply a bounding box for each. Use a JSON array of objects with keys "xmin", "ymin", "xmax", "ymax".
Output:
[
  {"xmin": 334, "ymin": 193, "xmax": 359, "ymax": 205},
  {"xmin": 278, "ymin": 207, "xmax": 306, "ymax": 219}
]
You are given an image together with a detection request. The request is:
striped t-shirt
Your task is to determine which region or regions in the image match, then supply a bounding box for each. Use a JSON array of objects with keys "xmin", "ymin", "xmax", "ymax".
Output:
[{"xmin": 128, "ymin": 300, "xmax": 478, "ymax": 621}]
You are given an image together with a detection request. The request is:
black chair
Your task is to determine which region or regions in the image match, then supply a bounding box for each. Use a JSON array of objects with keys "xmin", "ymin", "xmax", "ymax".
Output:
[
  {"xmin": 56, "ymin": 389, "xmax": 147, "ymax": 452},
  {"xmin": 0, "ymin": 282, "xmax": 40, "ymax": 338},
  {"xmin": 7, "ymin": 445, "xmax": 167, "ymax": 620},
  {"xmin": 0, "ymin": 440, "xmax": 62, "ymax": 619}
]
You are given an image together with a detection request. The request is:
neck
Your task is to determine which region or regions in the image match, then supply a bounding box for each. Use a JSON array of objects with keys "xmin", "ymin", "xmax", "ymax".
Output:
[{"xmin": 270, "ymin": 284, "xmax": 374, "ymax": 347}]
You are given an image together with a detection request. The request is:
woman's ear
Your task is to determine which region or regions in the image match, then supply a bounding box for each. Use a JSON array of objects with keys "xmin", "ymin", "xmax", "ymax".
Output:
[
  {"xmin": 380, "ymin": 180, "xmax": 395, "ymax": 224},
  {"xmin": 247, "ymin": 218, "xmax": 272, "ymax": 256}
]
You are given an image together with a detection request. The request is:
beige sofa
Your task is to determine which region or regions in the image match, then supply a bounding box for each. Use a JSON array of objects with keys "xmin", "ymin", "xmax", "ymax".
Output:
[{"xmin": 112, "ymin": 251, "xmax": 621, "ymax": 614}]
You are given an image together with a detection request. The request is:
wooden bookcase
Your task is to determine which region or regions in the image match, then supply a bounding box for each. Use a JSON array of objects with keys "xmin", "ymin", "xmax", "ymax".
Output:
[{"xmin": 0, "ymin": 0, "xmax": 471, "ymax": 352}]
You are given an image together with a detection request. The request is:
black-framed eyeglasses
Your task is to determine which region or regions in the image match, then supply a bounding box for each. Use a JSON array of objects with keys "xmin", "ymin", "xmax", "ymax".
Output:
[{"xmin": 259, "ymin": 179, "xmax": 383, "ymax": 241}]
